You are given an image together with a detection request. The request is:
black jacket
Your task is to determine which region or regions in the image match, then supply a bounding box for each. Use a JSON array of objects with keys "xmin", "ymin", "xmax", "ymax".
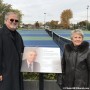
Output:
[
  {"xmin": 61, "ymin": 41, "xmax": 90, "ymax": 89},
  {"xmin": 0, "ymin": 24, "xmax": 24, "ymax": 90}
]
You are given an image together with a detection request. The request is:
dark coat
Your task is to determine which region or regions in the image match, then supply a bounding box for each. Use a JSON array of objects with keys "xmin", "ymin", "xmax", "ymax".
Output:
[
  {"xmin": 21, "ymin": 60, "xmax": 40, "ymax": 72},
  {"xmin": 0, "ymin": 25, "xmax": 24, "ymax": 90},
  {"xmin": 61, "ymin": 41, "xmax": 90, "ymax": 89}
]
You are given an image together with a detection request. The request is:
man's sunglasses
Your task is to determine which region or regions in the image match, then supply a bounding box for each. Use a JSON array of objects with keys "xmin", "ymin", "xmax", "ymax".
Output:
[{"xmin": 10, "ymin": 19, "xmax": 19, "ymax": 23}]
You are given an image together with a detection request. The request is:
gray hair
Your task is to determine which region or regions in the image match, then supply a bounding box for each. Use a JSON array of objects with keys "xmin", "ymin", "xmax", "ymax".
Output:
[
  {"xmin": 71, "ymin": 29, "xmax": 84, "ymax": 39},
  {"xmin": 5, "ymin": 12, "xmax": 19, "ymax": 21}
]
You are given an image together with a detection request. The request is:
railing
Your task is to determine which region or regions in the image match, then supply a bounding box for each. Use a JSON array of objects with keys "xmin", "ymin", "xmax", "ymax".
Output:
[{"xmin": 45, "ymin": 29, "xmax": 71, "ymax": 53}]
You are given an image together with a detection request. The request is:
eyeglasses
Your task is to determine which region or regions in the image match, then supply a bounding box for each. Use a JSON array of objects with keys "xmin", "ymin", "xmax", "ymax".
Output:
[{"xmin": 10, "ymin": 19, "xmax": 19, "ymax": 23}]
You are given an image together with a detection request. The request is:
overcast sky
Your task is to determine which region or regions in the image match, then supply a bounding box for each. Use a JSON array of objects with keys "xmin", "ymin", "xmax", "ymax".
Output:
[{"xmin": 3, "ymin": 0, "xmax": 90, "ymax": 24}]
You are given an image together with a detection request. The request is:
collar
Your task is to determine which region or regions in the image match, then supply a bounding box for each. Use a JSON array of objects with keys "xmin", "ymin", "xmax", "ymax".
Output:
[
  {"xmin": 65, "ymin": 41, "xmax": 89, "ymax": 52},
  {"xmin": 2, "ymin": 24, "xmax": 17, "ymax": 40}
]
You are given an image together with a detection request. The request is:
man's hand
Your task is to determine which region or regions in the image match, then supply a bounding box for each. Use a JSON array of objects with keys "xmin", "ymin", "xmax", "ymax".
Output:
[{"xmin": 0, "ymin": 75, "xmax": 3, "ymax": 81}]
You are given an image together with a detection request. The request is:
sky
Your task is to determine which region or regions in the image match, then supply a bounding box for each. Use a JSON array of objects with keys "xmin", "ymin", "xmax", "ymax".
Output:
[{"xmin": 3, "ymin": 0, "xmax": 90, "ymax": 24}]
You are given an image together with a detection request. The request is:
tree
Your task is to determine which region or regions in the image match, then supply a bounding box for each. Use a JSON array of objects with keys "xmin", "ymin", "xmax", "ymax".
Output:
[
  {"xmin": 51, "ymin": 20, "xmax": 58, "ymax": 29},
  {"xmin": 35, "ymin": 21, "xmax": 40, "ymax": 29},
  {"xmin": 78, "ymin": 21, "xmax": 86, "ymax": 26},
  {"xmin": 47, "ymin": 20, "xmax": 58, "ymax": 29},
  {"xmin": 60, "ymin": 9, "xmax": 73, "ymax": 29}
]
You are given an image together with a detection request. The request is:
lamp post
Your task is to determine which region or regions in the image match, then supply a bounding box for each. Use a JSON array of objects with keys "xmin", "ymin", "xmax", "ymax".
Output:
[
  {"xmin": 44, "ymin": 13, "xmax": 46, "ymax": 29},
  {"xmin": 86, "ymin": 5, "xmax": 89, "ymax": 30}
]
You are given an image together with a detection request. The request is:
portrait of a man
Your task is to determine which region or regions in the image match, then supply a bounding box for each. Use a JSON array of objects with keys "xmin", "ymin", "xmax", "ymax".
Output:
[{"xmin": 21, "ymin": 48, "xmax": 40, "ymax": 72}]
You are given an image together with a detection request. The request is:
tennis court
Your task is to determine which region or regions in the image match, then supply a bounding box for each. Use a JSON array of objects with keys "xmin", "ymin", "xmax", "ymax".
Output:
[{"xmin": 18, "ymin": 30, "xmax": 59, "ymax": 47}]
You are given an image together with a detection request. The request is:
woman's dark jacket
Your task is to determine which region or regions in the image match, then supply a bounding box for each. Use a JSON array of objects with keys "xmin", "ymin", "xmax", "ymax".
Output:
[
  {"xmin": 61, "ymin": 41, "xmax": 90, "ymax": 88},
  {"xmin": 0, "ymin": 25, "xmax": 24, "ymax": 90}
]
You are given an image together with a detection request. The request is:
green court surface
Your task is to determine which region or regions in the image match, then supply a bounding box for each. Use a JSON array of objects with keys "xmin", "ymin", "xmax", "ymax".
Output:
[
  {"xmin": 22, "ymin": 36, "xmax": 52, "ymax": 40},
  {"xmin": 18, "ymin": 30, "xmax": 59, "ymax": 47}
]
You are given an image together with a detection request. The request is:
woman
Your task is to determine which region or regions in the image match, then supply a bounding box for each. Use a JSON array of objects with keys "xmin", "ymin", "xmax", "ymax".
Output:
[{"xmin": 58, "ymin": 29, "xmax": 90, "ymax": 90}]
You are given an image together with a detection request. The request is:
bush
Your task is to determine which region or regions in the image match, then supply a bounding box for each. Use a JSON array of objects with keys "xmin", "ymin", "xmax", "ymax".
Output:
[{"xmin": 23, "ymin": 72, "xmax": 57, "ymax": 80}]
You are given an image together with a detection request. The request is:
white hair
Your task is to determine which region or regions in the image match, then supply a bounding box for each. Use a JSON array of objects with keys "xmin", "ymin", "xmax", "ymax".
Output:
[
  {"xmin": 5, "ymin": 12, "xmax": 19, "ymax": 21},
  {"xmin": 71, "ymin": 29, "xmax": 84, "ymax": 39}
]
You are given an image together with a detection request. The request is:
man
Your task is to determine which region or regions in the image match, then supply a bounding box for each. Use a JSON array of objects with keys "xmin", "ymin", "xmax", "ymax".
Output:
[
  {"xmin": 21, "ymin": 49, "xmax": 40, "ymax": 72},
  {"xmin": 0, "ymin": 12, "xmax": 24, "ymax": 90}
]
